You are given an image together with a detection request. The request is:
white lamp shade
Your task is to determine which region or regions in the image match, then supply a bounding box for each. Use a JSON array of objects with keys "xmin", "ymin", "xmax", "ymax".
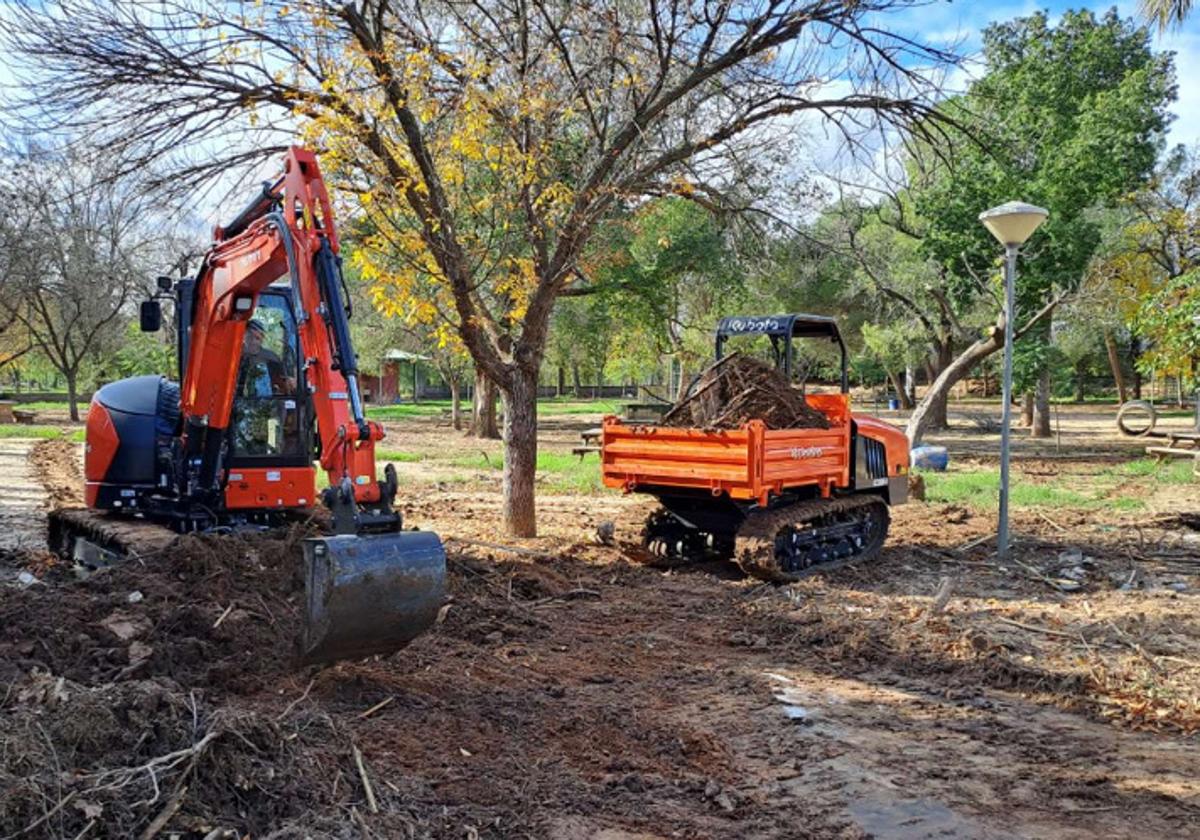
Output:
[{"xmin": 978, "ymin": 201, "xmax": 1049, "ymax": 246}]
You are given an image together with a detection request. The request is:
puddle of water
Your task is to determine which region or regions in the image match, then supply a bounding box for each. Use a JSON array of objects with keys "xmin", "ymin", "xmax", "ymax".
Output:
[
  {"xmin": 780, "ymin": 703, "xmax": 809, "ymax": 721},
  {"xmin": 849, "ymin": 795, "xmax": 1005, "ymax": 840},
  {"xmin": 762, "ymin": 671, "xmax": 1010, "ymax": 839}
]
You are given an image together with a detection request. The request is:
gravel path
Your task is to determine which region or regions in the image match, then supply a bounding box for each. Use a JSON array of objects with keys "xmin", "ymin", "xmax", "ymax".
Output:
[{"xmin": 0, "ymin": 439, "xmax": 47, "ymax": 553}]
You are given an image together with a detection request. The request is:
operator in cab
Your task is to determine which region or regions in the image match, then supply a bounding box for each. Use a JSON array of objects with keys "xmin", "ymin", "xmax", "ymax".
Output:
[
  {"xmin": 239, "ymin": 319, "xmax": 292, "ymax": 396},
  {"xmin": 234, "ymin": 318, "xmax": 297, "ymax": 453}
]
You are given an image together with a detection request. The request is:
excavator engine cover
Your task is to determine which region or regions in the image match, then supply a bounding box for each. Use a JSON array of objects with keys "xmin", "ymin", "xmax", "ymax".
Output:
[{"xmin": 300, "ymin": 530, "xmax": 446, "ymax": 665}]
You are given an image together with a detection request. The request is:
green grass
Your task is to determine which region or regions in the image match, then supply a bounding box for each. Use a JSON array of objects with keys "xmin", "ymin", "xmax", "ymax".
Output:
[
  {"xmin": 0, "ymin": 425, "xmax": 87, "ymax": 441},
  {"xmin": 0, "ymin": 425, "xmax": 67, "ymax": 439},
  {"xmin": 366, "ymin": 396, "xmax": 622, "ymax": 421},
  {"xmin": 922, "ymin": 466, "xmax": 1159, "ymax": 512},
  {"xmin": 923, "ymin": 453, "xmax": 1199, "ymax": 513},
  {"xmin": 376, "ymin": 449, "xmax": 425, "ymax": 463},
  {"xmin": 923, "ymin": 470, "xmax": 1099, "ymax": 509},
  {"xmin": 366, "ymin": 401, "xmax": 454, "ymax": 420},
  {"xmin": 448, "ymin": 452, "xmax": 502, "ymax": 470},
  {"xmin": 1099, "ymin": 457, "xmax": 1195, "ymax": 485},
  {"xmin": 436, "ymin": 448, "xmax": 604, "ymax": 493},
  {"xmin": 535, "ymin": 451, "xmax": 605, "ymax": 493},
  {"xmin": 537, "ymin": 397, "xmax": 623, "ymax": 416},
  {"xmin": 5, "ymin": 401, "xmax": 76, "ymax": 412}
]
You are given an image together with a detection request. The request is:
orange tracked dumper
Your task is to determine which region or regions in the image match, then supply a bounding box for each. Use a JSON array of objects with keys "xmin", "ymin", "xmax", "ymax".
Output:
[{"xmin": 601, "ymin": 314, "xmax": 910, "ymax": 581}]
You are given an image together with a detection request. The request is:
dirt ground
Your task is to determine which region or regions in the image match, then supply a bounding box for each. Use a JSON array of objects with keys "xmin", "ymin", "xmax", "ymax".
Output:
[{"xmin": 1, "ymin": 410, "xmax": 1199, "ymax": 839}]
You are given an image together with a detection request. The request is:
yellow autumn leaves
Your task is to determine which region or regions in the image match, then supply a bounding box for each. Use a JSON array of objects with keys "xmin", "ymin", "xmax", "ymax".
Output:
[{"xmin": 289, "ymin": 16, "xmax": 576, "ymax": 337}]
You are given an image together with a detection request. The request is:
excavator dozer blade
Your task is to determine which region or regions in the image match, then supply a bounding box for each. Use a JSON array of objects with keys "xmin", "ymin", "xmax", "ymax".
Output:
[{"xmin": 300, "ymin": 530, "xmax": 446, "ymax": 665}]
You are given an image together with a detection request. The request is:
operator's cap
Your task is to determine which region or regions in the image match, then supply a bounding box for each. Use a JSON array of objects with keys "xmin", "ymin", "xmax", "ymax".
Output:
[{"xmin": 247, "ymin": 318, "xmax": 266, "ymax": 335}]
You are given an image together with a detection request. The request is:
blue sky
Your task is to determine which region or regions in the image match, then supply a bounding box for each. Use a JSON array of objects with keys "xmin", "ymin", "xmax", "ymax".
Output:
[
  {"xmin": 1, "ymin": 1, "xmax": 1193, "ymax": 224},
  {"xmin": 886, "ymin": 1, "xmax": 1200, "ymax": 149}
]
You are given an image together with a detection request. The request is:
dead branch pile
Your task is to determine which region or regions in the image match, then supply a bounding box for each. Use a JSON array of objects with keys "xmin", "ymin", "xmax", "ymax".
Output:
[{"xmin": 661, "ymin": 354, "xmax": 830, "ymax": 430}]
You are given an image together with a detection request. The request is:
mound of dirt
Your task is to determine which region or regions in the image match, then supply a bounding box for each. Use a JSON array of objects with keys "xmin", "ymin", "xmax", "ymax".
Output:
[
  {"xmin": 0, "ymin": 671, "xmax": 336, "ymax": 837},
  {"xmin": 31, "ymin": 437, "xmax": 84, "ymax": 508},
  {"xmin": 662, "ymin": 354, "xmax": 830, "ymax": 430},
  {"xmin": 0, "ymin": 527, "xmax": 307, "ymax": 692}
]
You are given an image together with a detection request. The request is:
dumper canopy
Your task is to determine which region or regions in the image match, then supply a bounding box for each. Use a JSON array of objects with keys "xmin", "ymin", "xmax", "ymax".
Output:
[{"xmin": 715, "ymin": 314, "xmax": 848, "ymax": 392}]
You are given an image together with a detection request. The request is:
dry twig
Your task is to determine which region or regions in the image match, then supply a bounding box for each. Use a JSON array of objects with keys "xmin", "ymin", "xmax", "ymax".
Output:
[
  {"xmin": 357, "ymin": 696, "xmax": 395, "ymax": 720},
  {"xmin": 352, "ymin": 742, "xmax": 379, "ymax": 814},
  {"xmin": 996, "ymin": 617, "xmax": 1076, "ymax": 639},
  {"xmin": 139, "ymin": 784, "xmax": 189, "ymax": 840},
  {"xmin": 276, "ymin": 679, "xmax": 316, "ymax": 722}
]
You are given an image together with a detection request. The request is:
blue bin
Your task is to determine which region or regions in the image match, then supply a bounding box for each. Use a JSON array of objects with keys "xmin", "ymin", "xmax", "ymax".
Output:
[
  {"xmin": 887, "ymin": 398, "xmax": 900, "ymax": 410},
  {"xmin": 911, "ymin": 445, "xmax": 949, "ymax": 472}
]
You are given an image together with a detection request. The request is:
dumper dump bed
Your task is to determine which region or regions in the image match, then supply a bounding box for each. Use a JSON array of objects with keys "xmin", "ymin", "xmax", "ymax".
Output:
[{"xmin": 602, "ymin": 394, "xmax": 855, "ymax": 506}]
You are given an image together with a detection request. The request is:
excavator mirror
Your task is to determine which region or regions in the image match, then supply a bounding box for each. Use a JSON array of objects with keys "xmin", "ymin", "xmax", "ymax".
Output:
[{"xmin": 139, "ymin": 300, "xmax": 162, "ymax": 332}]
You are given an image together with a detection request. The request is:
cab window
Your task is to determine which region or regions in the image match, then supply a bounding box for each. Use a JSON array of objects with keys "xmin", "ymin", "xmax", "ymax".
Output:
[{"xmin": 231, "ymin": 294, "xmax": 303, "ymax": 457}]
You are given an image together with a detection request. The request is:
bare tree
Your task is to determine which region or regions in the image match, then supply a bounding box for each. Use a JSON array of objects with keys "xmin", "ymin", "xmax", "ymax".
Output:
[
  {"xmin": 0, "ymin": 237, "xmax": 34, "ymax": 381},
  {"xmin": 1, "ymin": 0, "xmax": 959, "ymax": 535},
  {"xmin": 0, "ymin": 148, "xmax": 153, "ymax": 419}
]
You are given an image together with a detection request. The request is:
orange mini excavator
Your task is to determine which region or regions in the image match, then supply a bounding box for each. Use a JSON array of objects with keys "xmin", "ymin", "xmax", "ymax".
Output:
[{"xmin": 48, "ymin": 147, "xmax": 445, "ymax": 664}]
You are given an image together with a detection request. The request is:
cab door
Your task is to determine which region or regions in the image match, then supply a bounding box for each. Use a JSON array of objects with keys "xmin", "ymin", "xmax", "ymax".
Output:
[{"xmin": 224, "ymin": 289, "xmax": 316, "ymax": 508}]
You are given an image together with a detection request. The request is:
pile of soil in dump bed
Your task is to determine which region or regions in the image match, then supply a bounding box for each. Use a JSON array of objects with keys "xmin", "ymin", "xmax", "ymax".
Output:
[
  {"xmin": 0, "ymin": 526, "xmax": 307, "ymax": 692},
  {"xmin": 662, "ymin": 353, "xmax": 830, "ymax": 430}
]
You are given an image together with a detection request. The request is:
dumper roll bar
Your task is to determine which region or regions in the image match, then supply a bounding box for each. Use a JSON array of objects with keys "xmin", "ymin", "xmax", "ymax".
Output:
[{"xmin": 715, "ymin": 314, "xmax": 848, "ymax": 393}]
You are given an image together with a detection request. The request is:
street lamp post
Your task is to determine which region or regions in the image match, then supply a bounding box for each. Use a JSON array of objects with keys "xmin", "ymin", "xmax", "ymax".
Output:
[{"xmin": 978, "ymin": 202, "xmax": 1049, "ymax": 559}]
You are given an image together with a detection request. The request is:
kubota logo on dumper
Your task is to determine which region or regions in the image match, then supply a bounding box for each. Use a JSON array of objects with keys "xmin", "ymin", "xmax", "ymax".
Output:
[{"xmin": 788, "ymin": 446, "xmax": 830, "ymax": 459}]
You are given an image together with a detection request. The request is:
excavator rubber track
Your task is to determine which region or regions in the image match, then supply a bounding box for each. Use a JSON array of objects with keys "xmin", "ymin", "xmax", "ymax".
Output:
[
  {"xmin": 639, "ymin": 494, "xmax": 889, "ymax": 583},
  {"xmin": 48, "ymin": 507, "xmax": 180, "ymax": 565}
]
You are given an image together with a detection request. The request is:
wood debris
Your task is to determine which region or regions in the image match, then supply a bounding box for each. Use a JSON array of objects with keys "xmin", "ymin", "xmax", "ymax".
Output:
[{"xmin": 661, "ymin": 354, "xmax": 830, "ymax": 430}]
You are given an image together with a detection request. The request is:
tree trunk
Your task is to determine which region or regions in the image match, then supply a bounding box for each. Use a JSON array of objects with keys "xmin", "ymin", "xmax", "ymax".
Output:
[
  {"xmin": 934, "ymin": 340, "xmax": 954, "ymax": 379},
  {"xmin": 1020, "ymin": 393, "xmax": 1033, "ymax": 427},
  {"xmin": 907, "ymin": 325, "xmax": 1006, "ymax": 446},
  {"xmin": 1032, "ymin": 369, "xmax": 1051, "ymax": 438},
  {"xmin": 1130, "ymin": 338, "xmax": 1142, "ymax": 399},
  {"xmin": 1103, "ymin": 329, "xmax": 1127, "ymax": 404},
  {"xmin": 926, "ymin": 387, "xmax": 949, "ymax": 430},
  {"xmin": 675, "ymin": 359, "xmax": 688, "ymax": 401},
  {"xmin": 501, "ymin": 367, "xmax": 539, "ymax": 537},
  {"xmin": 556, "ymin": 366, "xmax": 565, "ymax": 397},
  {"xmin": 887, "ymin": 371, "xmax": 913, "ymax": 410},
  {"xmin": 1074, "ymin": 361, "xmax": 1086, "ymax": 403},
  {"xmin": 471, "ymin": 370, "xmax": 499, "ymax": 439},
  {"xmin": 65, "ymin": 370, "xmax": 80, "ymax": 422},
  {"xmin": 904, "ymin": 365, "xmax": 916, "ymax": 405},
  {"xmin": 571, "ymin": 364, "xmax": 582, "ymax": 398},
  {"xmin": 449, "ymin": 376, "xmax": 462, "ymax": 431}
]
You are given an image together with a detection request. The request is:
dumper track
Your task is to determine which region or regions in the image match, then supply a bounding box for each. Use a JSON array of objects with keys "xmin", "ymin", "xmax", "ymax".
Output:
[
  {"xmin": 638, "ymin": 494, "xmax": 890, "ymax": 583},
  {"xmin": 734, "ymin": 495, "xmax": 889, "ymax": 583}
]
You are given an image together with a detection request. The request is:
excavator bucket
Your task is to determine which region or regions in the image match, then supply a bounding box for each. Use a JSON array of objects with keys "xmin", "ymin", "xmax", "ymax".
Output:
[{"xmin": 299, "ymin": 530, "xmax": 446, "ymax": 665}]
